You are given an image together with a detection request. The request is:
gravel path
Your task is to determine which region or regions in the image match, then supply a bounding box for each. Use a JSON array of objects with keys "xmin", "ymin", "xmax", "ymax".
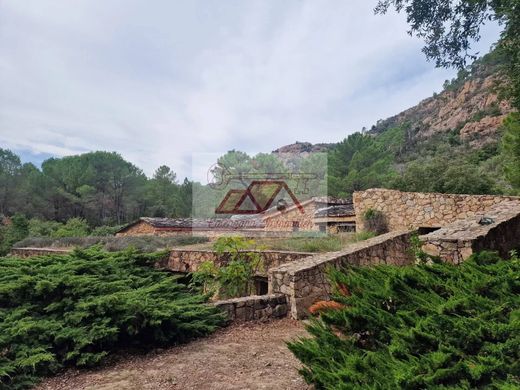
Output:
[{"xmin": 35, "ymin": 319, "xmax": 312, "ymax": 390}]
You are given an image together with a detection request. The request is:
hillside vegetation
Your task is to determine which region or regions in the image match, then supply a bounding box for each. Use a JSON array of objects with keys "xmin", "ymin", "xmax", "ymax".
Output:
[
  {"xmin": 0, "ymin": 247, "xmax": 224, "ymax": 389},
  {"xmin": 328, "ymin": 51, "xmax": 519, "ymax": 198}
]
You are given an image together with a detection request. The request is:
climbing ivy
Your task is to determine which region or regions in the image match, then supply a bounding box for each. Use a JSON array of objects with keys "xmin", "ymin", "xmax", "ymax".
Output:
[
  {"xmin": 288, "ymin": 251, "xmax": 520, "ymax": 389},
  {"xmin": 0, "ymin": 247, "xmax": 225, "ymax": 389}
]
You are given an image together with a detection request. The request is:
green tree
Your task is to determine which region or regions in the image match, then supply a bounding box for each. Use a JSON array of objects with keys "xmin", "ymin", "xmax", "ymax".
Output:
[
  {"xmin": 0, "ymin": 214, "xmax": 29, "ymax": 255},
  {"xmin": 0, "ymin": 149, "xmax": 22, "ymax": 216},
  {"xmin": 501, "ymin": 113, "xmax": 520, "ymax": 191},
  {"xmin": 52, "ymin": 217, "xmax": 90, "ymax": 238}
]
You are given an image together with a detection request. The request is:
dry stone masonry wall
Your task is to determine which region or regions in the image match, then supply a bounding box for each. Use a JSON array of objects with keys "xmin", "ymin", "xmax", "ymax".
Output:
[
  {"xmin": 214, "ymin": 294, "xmax": 288, "ymax": 322},
  {"xmin": 421, "ymin": 201, "xmax": 520, "ymax": 263},
  {"xmin": 354, "ymin": 189, "xmax": 520, "ymax": 231},
  {"xmin": 268, "ymin": 231, "xmax": 414, "ymax": 319},
  {"xmin": 155, "ymin": 249, "xmax": 314, "ymax": 277}
]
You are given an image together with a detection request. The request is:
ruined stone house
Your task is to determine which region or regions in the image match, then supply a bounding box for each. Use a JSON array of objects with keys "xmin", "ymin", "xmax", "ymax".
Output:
[
  {"xmin": 115, "ymin": 217, "xmax": 265, "ymax": 237},
  {"xmin": 116, "ymin": 196, "xmax": 354, "ymax": 236}
]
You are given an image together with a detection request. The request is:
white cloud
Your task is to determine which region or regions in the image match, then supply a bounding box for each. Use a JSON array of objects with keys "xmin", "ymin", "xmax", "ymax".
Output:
[{"xmin": 0, "ymin": 0, "xmax": 501, "ymax": 181}]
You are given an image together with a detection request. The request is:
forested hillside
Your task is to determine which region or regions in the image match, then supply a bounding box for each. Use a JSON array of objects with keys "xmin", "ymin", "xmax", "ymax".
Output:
[{"xmin": 327, "ymin": 50, "xmax": 519, "ymax": 198}]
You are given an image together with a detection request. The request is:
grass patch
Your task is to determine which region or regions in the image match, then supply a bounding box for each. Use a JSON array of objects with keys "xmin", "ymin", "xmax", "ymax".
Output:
[{"xmin": 254, "ymin": 232, "xmax": 376, "ymax": 253}]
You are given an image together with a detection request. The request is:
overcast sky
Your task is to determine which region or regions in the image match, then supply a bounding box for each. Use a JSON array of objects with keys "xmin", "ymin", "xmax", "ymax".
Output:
[{"xmin": 0, "ymin": 0, "xmax": 501, "ymax": 181}]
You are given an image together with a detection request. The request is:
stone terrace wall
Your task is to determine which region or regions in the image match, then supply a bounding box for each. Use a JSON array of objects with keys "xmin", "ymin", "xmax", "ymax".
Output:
[
  {"xmin": 268, "ymin": 231, "xmax": 414, "ymax": 319},
  {"xmin": 10, "ymin": 247, "xmax": 71, "ymax": 258},
  {"xmin": 214, "ymin": 294, "xmax": 288, "ymax": 322},
  {"xmin": 421, "ymin": 201, "xmax": 520, "ymax": 263},
  {"xmin": 155, "ymin": 249, "xmax": 314, "ymax": 277},
  {"xmin": 353, "ymin": 188, "xmax": 520, "ymax": 231}
]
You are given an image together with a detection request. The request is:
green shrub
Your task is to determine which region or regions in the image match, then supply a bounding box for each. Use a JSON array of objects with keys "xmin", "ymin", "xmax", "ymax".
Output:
[
  {"xmin": 349, "ymin": 230, "xmax": 376, "ymax": 242},
  {"xmin": 90, "ymin": 225, "xmax": 124, "ymax": 236},
  {"xmin": 289, "ymin": 251, "xmax": 520, "ymax": 389},
  {"xmin": 191, "ymin": 237, "xmax": 264, "ymax": 299},
  {"xmin": 28, "ymin": 219, "xmax": 62, "ymax": 237},
  {"xmin": 362, "ymin": 208, "xmax": 388, "ymax": 234},
  {"xmin": 13, "ymin": 235, "xmax": 209, "ymax": 252},
  {"xmin": 0, "ymin": 247, "xmax": 225, "ymax": 389},
  {"xmin": 0, "ymin": 214, "xmax": 29, "ymax": 255},
  {"xmin": 51, "ymin": 217, "xmax": 90, "ymax": 238}
]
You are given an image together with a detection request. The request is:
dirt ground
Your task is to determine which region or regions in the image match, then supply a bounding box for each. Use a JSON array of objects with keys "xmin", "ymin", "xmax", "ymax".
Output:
[{"xmin": 35, "ymin": 319, "xmax": 312, "ymax": 390}]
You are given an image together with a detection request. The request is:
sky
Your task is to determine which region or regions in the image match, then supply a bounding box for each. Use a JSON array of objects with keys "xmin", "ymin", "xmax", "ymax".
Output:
[{"xmin": 0, "ymin": 0, "xmax": 502, "ymax": 181}]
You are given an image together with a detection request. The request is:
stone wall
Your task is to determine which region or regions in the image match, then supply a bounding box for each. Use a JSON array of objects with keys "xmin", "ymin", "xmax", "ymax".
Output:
[
  {"xmin": 268, "ymin": 231, "xmax": 414, "ymax": 319},
  {"xmin": 353, "ymin": 188, "xmax": 520, "ymax": 232},
  {"xmin": 10, "ymin": 247, "xmax": 71, "ymax": 258},
  {"xmin": 214, "ymin": 294, "xmax": 288, "ymax": 322},
  {"xmin": 156, "ymin": 249, "xmax": 314, "ymax": 277},
  {"xmin": 116, "ymin": 220, "xmax": 157, "ymax": 236},
  {"xmin": 421, "ymin": 201, "xmax": 520, "ymax": 263},
  {"xmin": 263, "ymin": 201, "xmax": 317, "ymax": 232}
]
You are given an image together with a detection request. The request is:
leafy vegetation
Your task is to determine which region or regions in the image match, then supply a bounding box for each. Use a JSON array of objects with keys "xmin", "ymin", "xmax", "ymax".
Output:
[
  {"xmin": 0, "ymin": 247, "xmax": 225, "ymax": 389},
  {"xmin": 13, "ymin": 235, "xmax": 208, "ymax": 253},
  {"xmin": 289, "ymin": 251, "xmax": 520, "ymax": 389},
  {"xmin": 244, "ymin": 232, "xmax": 376, "ymax": 253},
  {"xmin": 0, "ymin": 150, "xmax": 193, "ymax": 226},
  {"xmin": 362, "ymin": 209, "xmax": 388, "ymax": 234},
  {"xmin": 0, "ymin": 214, "xmax": 29, "ymax": 256},
  {"xmin": 501, "ymin": 112, "xmax": 520, "ymax": 190},
  {"xmin": 191, "ymin": 237, "xmax": 264, "ymax": 299}
]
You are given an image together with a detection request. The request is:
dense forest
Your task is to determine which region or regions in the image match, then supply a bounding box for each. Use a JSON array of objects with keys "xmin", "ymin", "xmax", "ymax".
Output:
[{"xmin": 0, "ymin": 150, "xmax": 193, "ymax": 225}]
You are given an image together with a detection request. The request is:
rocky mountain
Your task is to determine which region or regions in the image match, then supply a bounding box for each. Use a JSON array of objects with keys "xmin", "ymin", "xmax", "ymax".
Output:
[
  {"xmin": 369, "ymin": 53, "xmax": 513, "ymax": 148},
  {"xmin": 272, "ymin": 141, "xmax": 333, "ymax": 155},
  {"xmin": 274, "ymin": 52, "xmax": 513, "ymax": 154}
]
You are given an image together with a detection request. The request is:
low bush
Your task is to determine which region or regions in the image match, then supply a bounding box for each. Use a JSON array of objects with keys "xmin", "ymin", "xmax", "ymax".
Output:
[
  {"xmin": 0, "ymin": 247, "xmax": 225, "ymax": 389},
  {"xmin": 289, "ymin": 251, "xmax": 520, "ymax": 389},
  {"xmin": 252, "ymin": 233, "xmax": 375, "ymax": 253},
  {"xmin": 362, "ymin": 208, "xmax": 388, "ymax": 234},
  {"xmin": 13, "ymin": 235, "xmax": 208, "ymax": 252},
  {"xmin": 90, "ymin": 225, "xmax": 125, "ymax": 236},
  {"xmin": 191, "ymin": 237, "xmax": 264, "ymax": 299}
]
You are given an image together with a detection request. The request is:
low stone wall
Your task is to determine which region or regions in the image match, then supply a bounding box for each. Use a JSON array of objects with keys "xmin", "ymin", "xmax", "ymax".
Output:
[
  {"xmin": 353, "ymin": 188, "xmax": 520, "ymax": 231},
  {"xmin": 214, "ymin": 294, "xmax": 288, "ymax": 322},
  {"xmin": 156, "ymin": 249, "xmax": 314, "ymax": 277},
  {"xmin": 421, "ymin": 201, "xmax": 520, "ymax": 263},
  {"xmin": 268, "ymin": 231, "xmax": 414, "ymax": 319},
  {"xmin": 10, "ymin": 247, "xmax": 71, "ymax": 258}
]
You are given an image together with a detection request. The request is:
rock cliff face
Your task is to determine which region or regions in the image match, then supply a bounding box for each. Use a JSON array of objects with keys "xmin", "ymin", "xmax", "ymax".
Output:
[
  {"xmin": 274, "ymin": 57, "xmax": 514, "ymax": 154},
  {"xmin": 370, "ymin": 72, "xmax": 513, "ymax": 148}
]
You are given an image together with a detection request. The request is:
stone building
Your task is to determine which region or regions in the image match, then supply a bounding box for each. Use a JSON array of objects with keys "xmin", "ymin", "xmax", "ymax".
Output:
[
  {"xmin": 115, "ymin": 217, "xmax": 265, "ymax": 237},
  {"xmin": 313, "ymin": 203, "xmax": 356, "ymax": 233},
  {"xmin": 261, "ymin": 196, "xmax": 353, "ymax": 232},
  {"xmin": 353, "ymin": 188, "xmax": 520, "ymax": 232},
  {"xmin": 116, "ymin": 197, "xmax": 354, "ymax": 236}
]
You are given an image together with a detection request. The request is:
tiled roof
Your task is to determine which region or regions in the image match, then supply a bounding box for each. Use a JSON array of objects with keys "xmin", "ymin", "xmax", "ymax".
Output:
[
  {"xmin": 314, "ymin": 204, "xmax": 355, "ymax": 218},
  {"xmin": 122, "ymin": 217, "xmax": 265, "ymax": 231}
]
